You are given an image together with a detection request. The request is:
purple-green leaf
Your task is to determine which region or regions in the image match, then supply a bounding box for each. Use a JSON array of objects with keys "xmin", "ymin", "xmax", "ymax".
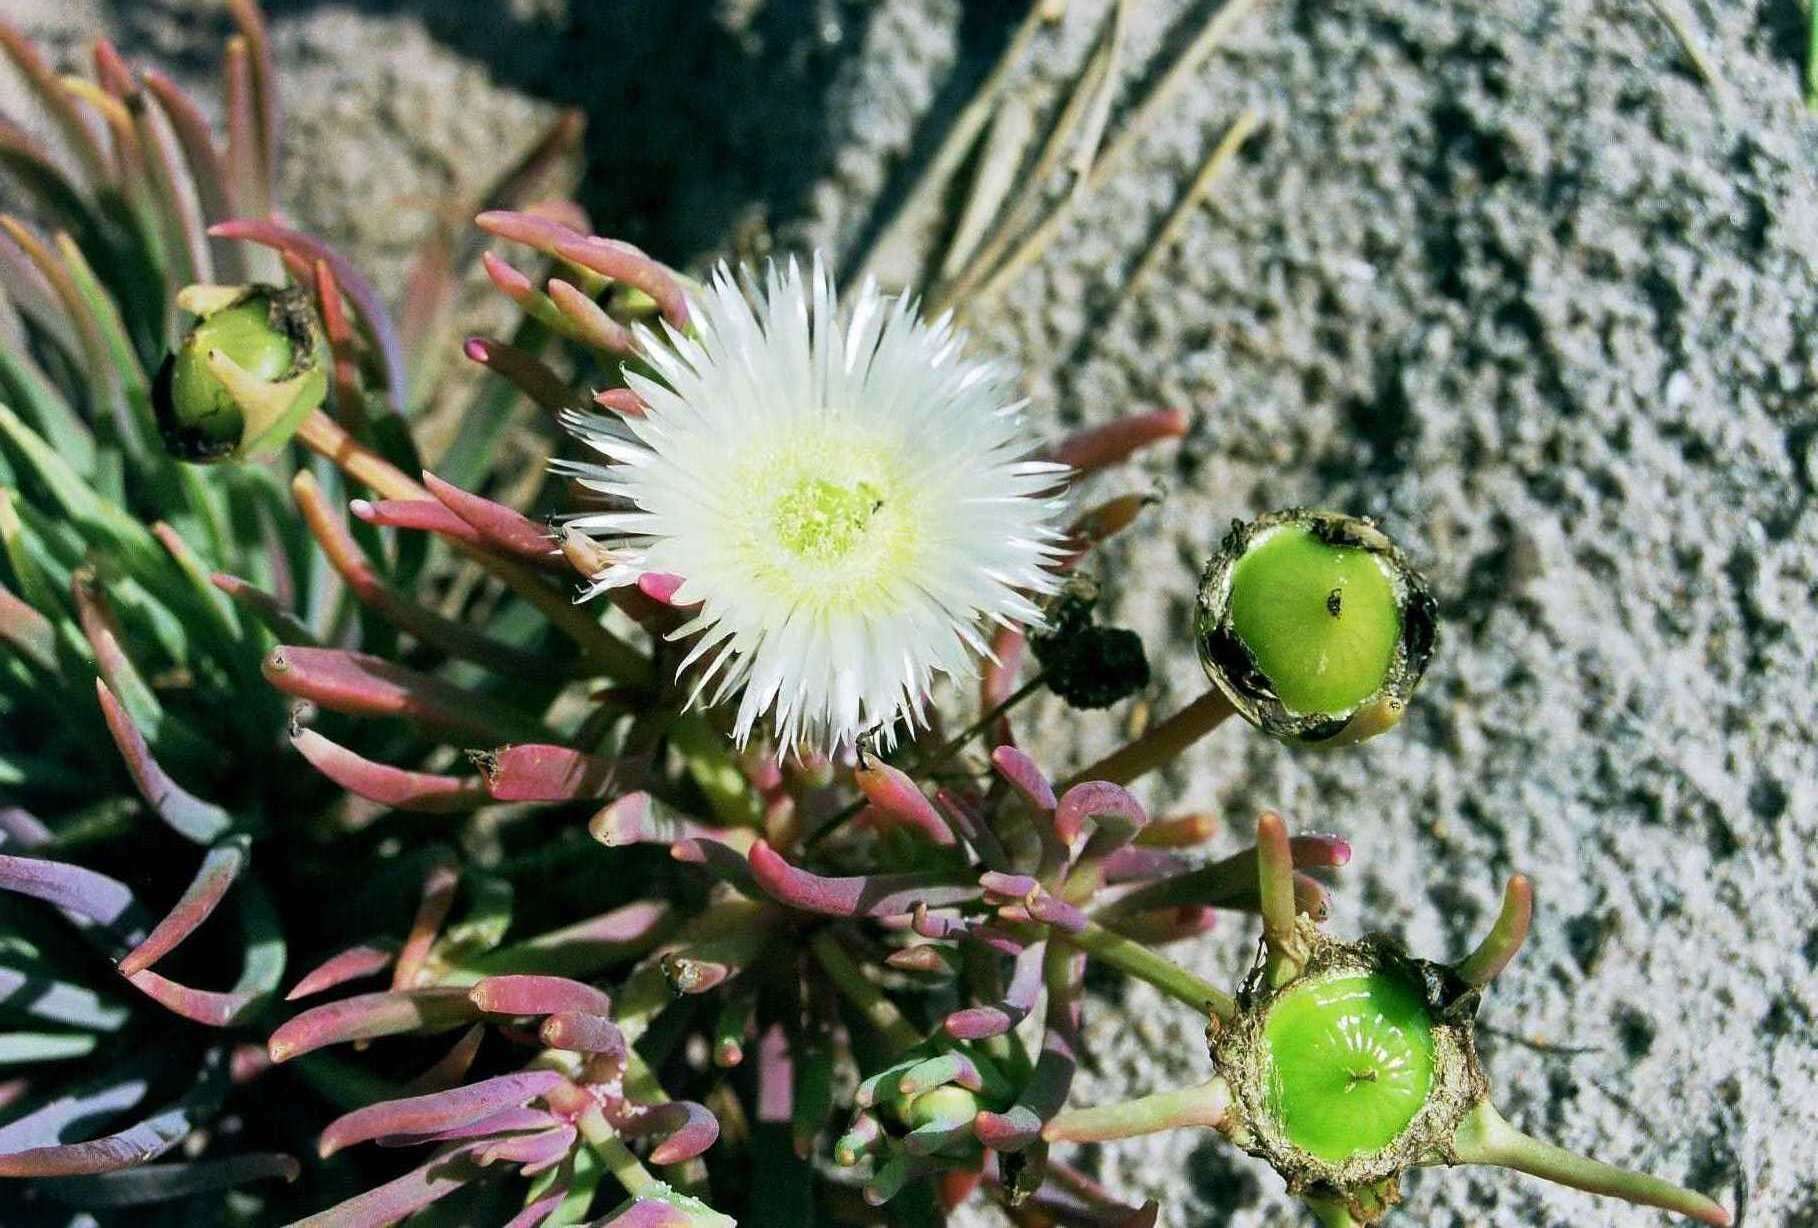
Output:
[
  {"xmin": 748, "ymin": 841, "xmax": 979, "ymax": 918},
  {"xmin": 268, "ymin": 987, "xmax": 480, "ymax": 1063},
  {"xmin": 31, "ymin": 1152, "xmax": 300, "ymax": 1206},
  {"xmin": 95, "ymin": 678, "xmax": 233, "ymax": 844},
  {"xmin": 317, "ymin": 1070, "xmax": 568, "ymax": 1158},
  {"xmin": 119, "ymin": 836, "xmax": 248, "ymax": 976},
  {"xmin": 0, "ymin": 852, "xmax": 147, "ymax": 947},
  {"xmin": 291, "ymin": 728, "xmax": 487, "ymax": 814},
  {"xmin": 470, "ymin": 975, "xmax": 612, "ymax": 1018},
  {"xmin": 288, "ymin": 1142, "xmax": 486, "ymax": 1227}
]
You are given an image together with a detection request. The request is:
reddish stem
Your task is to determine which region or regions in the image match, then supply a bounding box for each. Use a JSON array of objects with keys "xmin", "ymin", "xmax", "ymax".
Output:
[{"xmin": 1062, "ymin": 689, "xmax": 1236, "ymax": 790}]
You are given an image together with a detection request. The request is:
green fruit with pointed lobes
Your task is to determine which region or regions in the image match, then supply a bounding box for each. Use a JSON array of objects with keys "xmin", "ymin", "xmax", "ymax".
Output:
[
  {"xmin": 1211, "ymin": 928, "xmax": 1493, "ymax": 1222},
  {"xmin": 1196, "ymin": 509, "xmax": 1437, "ymax": 746},
  {"xmin": 1199, "ymin": 815, "xmax": 1733, "ymax": 1227},
  {"xmin": 153, "ymin": 283, "xmax": 329, "ymax": 463}
]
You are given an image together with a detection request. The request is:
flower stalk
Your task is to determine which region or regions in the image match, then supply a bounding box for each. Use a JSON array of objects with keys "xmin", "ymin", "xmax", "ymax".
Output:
[
  {"xmin": 1058, "ymin": 918, "xmax": 1235, "ymax": 1020},
  {"xmin": 1043, "ymin": 1076, "xmax": 1230, "ymax": 1143},
  {"xmin": 577, "ymin": 1104, "xmax": 662, "ymax": 1199},
  {"xmin": 810, "ymin": 929, "xmax": 922, "ymax": 1053},
  {"xmin": 1449, "ymin": 1101, "xmax": 1731, "ymax": 1226},
  {"xmin": 1063, "ymin": 687, "xmax": 1235, "ymax": 789}
]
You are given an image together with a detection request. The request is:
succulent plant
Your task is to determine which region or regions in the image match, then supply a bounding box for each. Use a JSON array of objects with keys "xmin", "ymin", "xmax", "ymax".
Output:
[
  {"xmin": 0, "ymin": 4, "xmax": 1732, "ymax": 1228},
  {"xmin": 0, "ymin": 1, "xmax": 600, "ymax": 1219}
]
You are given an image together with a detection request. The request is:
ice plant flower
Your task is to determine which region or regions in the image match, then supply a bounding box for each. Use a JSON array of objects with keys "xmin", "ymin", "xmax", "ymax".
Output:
[{"xmin": 560, "ymin": 258, "xmax": 1068, "ymax": 750}]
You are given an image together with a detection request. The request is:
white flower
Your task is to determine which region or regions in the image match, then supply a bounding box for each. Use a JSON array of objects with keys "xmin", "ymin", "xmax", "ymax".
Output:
[{"xmin": 558, "ymin": 257, "xmax": 1068, "ymax": 752}]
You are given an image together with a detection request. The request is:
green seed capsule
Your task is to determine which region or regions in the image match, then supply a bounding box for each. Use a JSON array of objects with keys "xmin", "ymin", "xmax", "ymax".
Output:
[
  {"xmin": 1229, "ymin": 527, "xmax": 1400, "ymax": 715},
  {"xmin": 166, "ymin": 298, "xmax": 293, "ymax": 453},
  {"xmin": 1262, "ymin": 972, "xmax": 1436, "ymax": 1163},
  {"xmin": 153, "ymin": 283, "xmax": 328, "ymax": 463},
  {"xmin": 1210, "ymin": 928, "xmax": 1490, "ymax": 1211},
  {"xmin": 1196, "ymin": 510, "xmax": 1437, "ymax": 746},
  {"xmin": 1203, "ymin": 817, "xmax": 1729, "ymax": 1225}
]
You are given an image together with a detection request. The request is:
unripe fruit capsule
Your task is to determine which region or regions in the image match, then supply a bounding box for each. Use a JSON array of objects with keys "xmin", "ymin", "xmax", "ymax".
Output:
[
  {"xmin": 1196, "ymin": 509, "xmax": 1437, "ymax": 746},
  {"xmin": 1229, "ymin": 526, "xmax": 1400, "ymax": 715},
  {"xmin": 1261, "ymin": 971, "xmax": 1436, "ymax": 1163},
  {"xmin": 1210, "ymin": 927, "xmax": 1490, "ymax": 1214},
  {"xmin": 153, "ymin": 283, "xmax": 328, "ymax": 463}
]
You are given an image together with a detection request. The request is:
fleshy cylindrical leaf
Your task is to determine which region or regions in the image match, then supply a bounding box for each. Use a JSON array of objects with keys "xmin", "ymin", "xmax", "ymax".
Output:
[
  {"xmin": 267, "ymin": 987, "xmax": 480, "ymax": 1063},
  {"xmin": 1048, "ymin": 407, "xmax": 1188, "ymax": 474},
  {"xmin": 471, "ymin": 744, "xmax": 625, "ymax": 803},
  {"xmin": 317, "ymin": 1070, "xmax": 568, "ymax": 1158},
  {"xmin": 119, "ymin": 837, "xmax": 248, "ymax": 976},
  {"xmin": 0, "ymin": 853, "xmax": 146, "ymax": 946},
  {"xmin": 470, "ymin": 975, "xmax": 612, "ymax": 1018},
  {"xmin": 748, "ymin": 841, "xmax": 978, "ymax": 918},
  {"xmin": 617, "ymin": 1100, "xmax": 720, "ymax": 1166},
  {"xmin": 263, "ymin": 646, "xmax": 542, "ymax": 742},
  {"xmin": 854, "ymin": 757, "xmax": 955, "ymax": 846},
  {"xmin": 286, "ymin": 941, "xmax": 397, "ymax": 1001},
  {"xmin": 291, "ymin": 728, "xmax": 488, "ymax": 814}
]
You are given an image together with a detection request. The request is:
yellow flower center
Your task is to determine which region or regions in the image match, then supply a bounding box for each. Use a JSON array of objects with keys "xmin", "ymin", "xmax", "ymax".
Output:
[
  {"xmin": 772, "ymin": 477, "xmax": 885, "ymax": 562},
  {"xmin": 722, "ymin": 418, "xmax": 926, "ymax": 618}
]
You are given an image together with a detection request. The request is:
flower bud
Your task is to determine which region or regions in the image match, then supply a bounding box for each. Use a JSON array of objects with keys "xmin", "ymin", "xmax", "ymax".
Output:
[
  {"xmin": 152, "ymin": 283, "xmax": 329, "ymax": 463},
  {"xmin": 1195, "ymin": 509, "xmax": 1436, "ymax": 745}
]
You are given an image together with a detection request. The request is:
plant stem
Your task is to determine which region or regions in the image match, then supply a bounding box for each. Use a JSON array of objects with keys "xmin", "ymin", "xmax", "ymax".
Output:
[
  {"xmin": 1255, "ymin": 810, "xmax": 1301, "ymax": 988},
  {"xmin": 1058, "ymin": 918, "xmax": 1235, "ymax": 1021},
  {"xmin": 810, "ymin": 928, "xmax": 922, "ymax": 1052},
  {"xmin": 1449, "ymin": 1101, "xmax": 1731, "ymax": 1226},
  {"xmin": 576, "ymin": 1103, "xmax": 662, "ymax": 1199},
  {"xmin": 671, "ymin": 710, "xmax": 764, "ymax": 827},
  {"xmin": 918, "ymin": 672, "xmax": 1045, "ymax": 775},
  {"xmin": 1061, "ymin": 687, "xmax": 1234, "ymax": 789},
  {"xmin": 1093, "ymin": 846, "xmax": 1249, "ymax": 919},
  {"xmin": 1043, "ymin": 1076, "xmax": 1229, "ymax": 1143},
  {"xmin": 294, "ymin": 408, "xmax": 421, "ymax": 501},
  {"xmin": 1305, "ymin": 1196, "xmax": 1364, "ymax": 1228}
]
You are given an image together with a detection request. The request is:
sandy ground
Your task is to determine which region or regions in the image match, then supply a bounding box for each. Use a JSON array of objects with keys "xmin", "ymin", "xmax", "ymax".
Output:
[{"xmin": 6, "ymin": 1, "xmax": 1815, "ymax": 1225}]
